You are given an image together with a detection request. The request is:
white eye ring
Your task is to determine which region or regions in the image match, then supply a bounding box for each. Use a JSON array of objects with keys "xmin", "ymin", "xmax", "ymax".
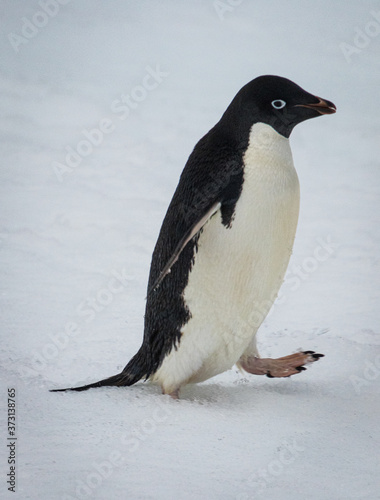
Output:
[{"xmin": 271, "ymin": 99, "xmax": 286, "ymax": 109}]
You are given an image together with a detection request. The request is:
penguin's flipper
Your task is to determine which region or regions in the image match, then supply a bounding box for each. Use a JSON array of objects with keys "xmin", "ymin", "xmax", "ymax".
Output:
[{"xmin": 148, "ymin": 200, "xmax": 221, "ymax": 294}]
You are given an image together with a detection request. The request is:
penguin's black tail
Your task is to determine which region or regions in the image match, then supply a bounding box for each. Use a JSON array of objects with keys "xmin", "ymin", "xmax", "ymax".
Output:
[{"xmin": 50, "ymin": 348, "xmax": 149, "ymax": 393}]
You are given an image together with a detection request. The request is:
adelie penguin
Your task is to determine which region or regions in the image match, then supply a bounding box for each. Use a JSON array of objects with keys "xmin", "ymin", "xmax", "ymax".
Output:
[{"xmin": 52, "ymin": 75, "xmax": 336, "ymax": 399}]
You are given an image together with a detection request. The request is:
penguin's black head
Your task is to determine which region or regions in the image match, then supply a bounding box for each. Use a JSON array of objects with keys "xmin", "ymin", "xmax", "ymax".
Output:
[{"xmin": 220, "ymin": 75, "xmax": 336, "ymax": 139}]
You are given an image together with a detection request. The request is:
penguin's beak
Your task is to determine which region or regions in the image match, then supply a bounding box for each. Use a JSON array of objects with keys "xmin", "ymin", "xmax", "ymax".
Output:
[{"xmin": 296, "ymin": 97, "xmax": 336, "ymax": 115}]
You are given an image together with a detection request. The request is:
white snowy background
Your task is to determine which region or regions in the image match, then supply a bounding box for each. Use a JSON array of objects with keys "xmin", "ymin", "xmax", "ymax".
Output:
[{"xmin": 1, "ymin": 1, "xmax": 380, "ymax": 499}]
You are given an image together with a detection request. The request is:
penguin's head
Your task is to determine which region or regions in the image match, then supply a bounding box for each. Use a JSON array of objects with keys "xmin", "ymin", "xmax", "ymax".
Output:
[{"xmin": 221, "ymin": 75, "xmax": 336, "ymax": 139}]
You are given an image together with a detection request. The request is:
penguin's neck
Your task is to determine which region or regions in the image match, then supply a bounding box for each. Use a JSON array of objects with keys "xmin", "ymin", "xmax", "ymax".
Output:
[
  {"xmin": 237, "ymin": 120, "xmax": 300, "ymax": 259},
  {"xmin": 243, "ymin": 122, "xmax": 294, "ymax": 175}
]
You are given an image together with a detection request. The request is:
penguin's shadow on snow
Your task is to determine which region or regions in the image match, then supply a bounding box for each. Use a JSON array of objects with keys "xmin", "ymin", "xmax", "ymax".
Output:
[
  {"xmin": 126, "ymin": 378, "xmax": 330, "ymax": 406},
  {"xmin": 182, "ymin": 380, "xmax": 330, "ymax": 405}
]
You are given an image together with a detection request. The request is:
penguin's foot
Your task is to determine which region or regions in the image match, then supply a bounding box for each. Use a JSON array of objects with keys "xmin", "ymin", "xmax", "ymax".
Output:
[
  {"xmin": 238, "ymin": 351, "xmax": 324, "ymax": 378},
  {"xmin": 162, "ymin": 387, "xmax": 180, "ymax": 399}
]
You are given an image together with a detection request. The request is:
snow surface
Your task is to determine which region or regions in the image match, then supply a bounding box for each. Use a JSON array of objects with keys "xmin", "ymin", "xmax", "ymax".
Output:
[{"xmin": 1, "ymin": 1, "xmax": 380, "ymax": 499}]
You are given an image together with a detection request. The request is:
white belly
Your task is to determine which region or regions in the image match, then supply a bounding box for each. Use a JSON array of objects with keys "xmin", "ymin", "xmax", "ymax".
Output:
[{"xmin": 153, "ymin": 123, "xmax": 300, "ymax": 393}]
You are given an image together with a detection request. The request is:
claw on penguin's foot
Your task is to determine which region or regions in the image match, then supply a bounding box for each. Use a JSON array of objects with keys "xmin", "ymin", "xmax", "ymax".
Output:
[{"xmin": 303, "ymin": 350, "xmax": 324, "ymax": 360}]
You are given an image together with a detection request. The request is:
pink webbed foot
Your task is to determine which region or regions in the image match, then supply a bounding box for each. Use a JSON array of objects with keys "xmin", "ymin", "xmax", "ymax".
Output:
[{"xmin": 238, "ymin": 351, "xmax": 324, "ymax": 378}]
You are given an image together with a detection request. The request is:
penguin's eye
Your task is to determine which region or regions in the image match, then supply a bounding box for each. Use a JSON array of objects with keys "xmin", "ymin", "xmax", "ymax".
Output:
[{"xmin": 271, "ymin": 100, "xmax": 286, "ymax": 109}]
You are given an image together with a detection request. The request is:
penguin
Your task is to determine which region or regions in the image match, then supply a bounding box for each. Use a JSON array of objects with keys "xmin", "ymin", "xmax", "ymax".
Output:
[{"xmin": 51, "ymin": 75, "xmax": 336, "ymax": 399}]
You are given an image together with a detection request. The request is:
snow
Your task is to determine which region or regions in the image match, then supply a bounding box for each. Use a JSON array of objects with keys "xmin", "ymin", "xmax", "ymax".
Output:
[{"xmin": 1, "ymin": 1, "xmax": 380, "ymax": 499}]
